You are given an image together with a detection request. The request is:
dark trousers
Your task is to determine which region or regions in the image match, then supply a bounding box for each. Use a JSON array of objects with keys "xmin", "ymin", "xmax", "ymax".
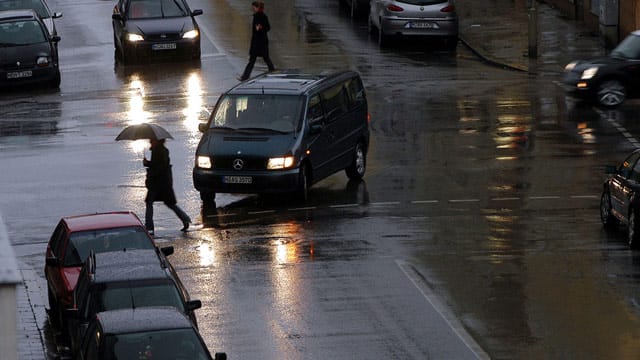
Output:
[
  {"xmin": 241, "ymin": 55, "xmax": 275, "ymax": 80},
  {"xmin": 145, "ymin": 200, "xmax": 190, "ymax": 231}
]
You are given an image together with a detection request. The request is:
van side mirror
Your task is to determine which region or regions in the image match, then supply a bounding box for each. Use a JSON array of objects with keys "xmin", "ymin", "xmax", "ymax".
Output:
[
  {"xmin": 198, "ymin": 123, "xmax": 208, "ymax": 133},
  {"xmin": 51, "ymin": 35, "xmax": 61, "ymax": 43},
  {"xmin": 605, "ymin": 165, "xmax": 617, "ymax": 174},
  {"xmin": 160, "ymin": 246, "xmax": 174, "ymax": 257},
  {"xmin": 186, "ymin": 299, "xmax": 202, "ymax": 311}
]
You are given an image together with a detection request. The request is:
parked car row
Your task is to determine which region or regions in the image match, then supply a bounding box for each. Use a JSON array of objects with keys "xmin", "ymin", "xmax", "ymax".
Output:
[
  {"xmin": 44, "ymin": 211, "xmax": 226, "ymax": 359},
  {"xmin": 340, "ymin": 0, "xmax": 459, "ymax": 48}
]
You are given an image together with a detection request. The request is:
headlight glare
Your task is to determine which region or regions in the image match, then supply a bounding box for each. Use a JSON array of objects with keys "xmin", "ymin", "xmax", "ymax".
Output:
[
  {"xmin": 127, "ymin": 33, "xmax": 144, "ymax": 42},
  {"xmin": 183, "ymin": 29, "xmax": 199, "ymax": 39},
  {"xmin": 267, "ymin": 156, "xmax": 295, "ymax": 169},
  {"xmin": 197, "ymin": 156, "xmax": 212, "ymax": 169},
  {"xmin": 564, "ymin": 61, "xmax": 577, "ymax": 71},
  {"xmin": 581, "ymin": 67, "xmax": 598, "ymax": 79}
]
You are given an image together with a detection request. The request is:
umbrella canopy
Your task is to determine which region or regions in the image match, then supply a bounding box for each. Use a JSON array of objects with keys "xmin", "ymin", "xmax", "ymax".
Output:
[{"xmin": 115, "ymin": 123, "xmax": 174, "ymax": 141}]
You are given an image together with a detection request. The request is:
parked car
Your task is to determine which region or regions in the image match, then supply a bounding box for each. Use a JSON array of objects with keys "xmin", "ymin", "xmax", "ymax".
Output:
[
  {"xmin": 76, "ymin": 307, "xmax": 226, "ymax": 360},
  {"xmin": 0, "ymin": 0, "xmax": 62, "ymax": 37},
  {"xmin": 600, "ymin": 148, "xmax": 640, "ymax": 248},
  {"xmin": 111, "ymin": 0, "xmax": 203, "ymax": 64},
  {"xmin": 339, "ymin": 0, "xmax": 370, "ymax": 17},
  {"xmin": 44, "ymin": 211, "xmax": 173, "ymax": 327},
  {"xmin": 0, "ymin": 9, "xmax": 60, "ymax": 88},
  {"xmin": 368, "ymin": 0, "xmax": 459, "ymax": 48},
  {"xmin": 564, "ymin": 30, "xmax": 640, "ymax": 107},
  {"xmin": 65, "ymin": 249, "xmax": 200, "ymax": 355},
  {"xmin": 193, "ymin": 70, "xmax": 370, "ymax": 203}
]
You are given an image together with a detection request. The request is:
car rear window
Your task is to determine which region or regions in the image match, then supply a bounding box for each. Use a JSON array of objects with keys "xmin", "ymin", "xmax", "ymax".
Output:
[
  {"xmin": 107, "ymin": 329, "xmax": 210, "ymax": 360},
  {"xmin": 95, "ymin": 282, "xmax": 184, "ymax": 313},
  {"xmin": 64, "ymin": 226, "xmax": 153, "ymax": 266}
]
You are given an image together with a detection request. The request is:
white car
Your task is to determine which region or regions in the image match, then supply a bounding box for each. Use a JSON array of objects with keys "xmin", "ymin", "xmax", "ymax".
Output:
[{"xmin": 368, "ymin": 0, "xmax": 458, "ymax": 48}]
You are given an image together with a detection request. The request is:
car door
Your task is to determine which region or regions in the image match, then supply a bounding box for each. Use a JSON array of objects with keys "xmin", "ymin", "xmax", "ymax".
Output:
[
  {"xmin": 610, "ymin": 151, "xmax": 640, "ymax": 218},
  {"xmin": 304, "ymin": 94, "xmax": 333, "ymax": 181},
  {"xmin": 318, "ymin": 83, "xmax": 351, "ymax": 176}
]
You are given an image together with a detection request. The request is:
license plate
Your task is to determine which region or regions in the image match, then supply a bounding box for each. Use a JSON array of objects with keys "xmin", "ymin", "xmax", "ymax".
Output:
[
  {"xmin": 223, "ymin": 176, "xmax": 252, "ymax": 184},
  {"xmin": 7, "ymin": 70, "xmax": 32, "ymax": 79},
  {"xmin": 152, "ymin": 43, "xmax": 177, "ymax": 50},
  {"xmin": 408, "ymin": 22, "xmax": 436, "ymax": 29}
]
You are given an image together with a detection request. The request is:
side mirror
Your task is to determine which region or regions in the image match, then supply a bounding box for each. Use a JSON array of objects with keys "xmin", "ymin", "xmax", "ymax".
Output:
[
  {"xmin": 46, "ymin": 257, "xmax": 60, "ymax": 267},
  {"xmin": 160, "ymin": 246, "xmax": 174, "ymax": 257},
  {"xmin": 198, "ymin": 123, "xmax": 208, "ymax": 133},
  {"xmin": 112, "ymin": 13, "xmax": 122, "ymax": 21},
  {"xmin": 51, "ymin": 35, "xmax": 61, "ymax": 43},
  {"xmin": 186, "ymin": 299, "xmax": 202, "ymax": 311},
  {"xmin": 605, "ymin": 165, "xmax": 618, "ymax": 174},
  {"xmin": 53, "ymin": 12, "xmax": 63, "ymax": 19},
  {"xmin": 192, "ymin": 9, "xmax": 203, "ymax": 16}
]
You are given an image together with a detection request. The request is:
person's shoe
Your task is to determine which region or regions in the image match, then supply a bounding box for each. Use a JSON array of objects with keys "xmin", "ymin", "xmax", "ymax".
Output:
[{"xmin": 181, "ymin": 219, "xmax": 190, "ymax": 232}]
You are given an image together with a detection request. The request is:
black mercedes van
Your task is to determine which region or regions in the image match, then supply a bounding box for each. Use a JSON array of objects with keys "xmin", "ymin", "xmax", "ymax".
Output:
[{"xmin": 193, "ymin": 70, "xmax": 370, "ymax": 202}]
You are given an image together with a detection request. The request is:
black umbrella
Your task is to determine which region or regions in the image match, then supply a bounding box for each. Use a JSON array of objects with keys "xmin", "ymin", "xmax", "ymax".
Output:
[{"xmin": 115, "ymin": 123, "xmax": 174, "ymax": 141}]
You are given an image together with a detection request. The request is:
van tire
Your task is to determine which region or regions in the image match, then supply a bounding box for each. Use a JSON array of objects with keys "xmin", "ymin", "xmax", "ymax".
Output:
[
  {"xmin": 346, "ymin": 142, "xmax": 366, "ymax": 179},
  {"xmin": 296, "ymin": 164, "xmax": 309, "ymax": 202}
]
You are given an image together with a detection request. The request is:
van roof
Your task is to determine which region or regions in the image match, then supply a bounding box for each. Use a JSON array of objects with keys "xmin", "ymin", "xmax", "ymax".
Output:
[{"xmin": 227, "ymin": 70, "xmax": 358, "ymax": 96}]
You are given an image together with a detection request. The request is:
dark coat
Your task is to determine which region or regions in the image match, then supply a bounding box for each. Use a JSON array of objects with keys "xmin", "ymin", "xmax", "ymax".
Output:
[
  {"xmin": 144, "ymin": 142, "xmax": 177, "ymax": 205},
  {"xmin": 249, "ymin": 10, "xmax": 270, "ymax": 57}
]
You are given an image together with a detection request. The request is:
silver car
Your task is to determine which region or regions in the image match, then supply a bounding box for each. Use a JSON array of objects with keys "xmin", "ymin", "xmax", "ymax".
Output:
[{"xmin": 368, "ymin": 0, "xmax": 458, "ymax": 48}]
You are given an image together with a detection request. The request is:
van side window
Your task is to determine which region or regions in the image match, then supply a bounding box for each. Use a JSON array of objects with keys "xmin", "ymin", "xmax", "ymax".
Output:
[
  {"xmin": 346, "ymin": 77, "xmax": 366, "ymax": 107},
  {"xmin": 307, "ymin": 95, "xmax": 324, "ymax": 124},
  {"xmin": 321, "ymin": 84, "xmax": 349, "ymax": 120}
]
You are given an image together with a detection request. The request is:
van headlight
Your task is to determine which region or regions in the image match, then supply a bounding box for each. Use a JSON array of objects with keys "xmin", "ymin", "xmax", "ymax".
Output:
[
  {"xmin": 197, "ymin": 156, "xmax": 212, "ymax": 169},
  {"xmin": 267, "ymin": 156, "xmax": 294, "ymax": 169},
  {"xmin": 581, "ymin": 67, "xmax": 598, "ymax": 80}
]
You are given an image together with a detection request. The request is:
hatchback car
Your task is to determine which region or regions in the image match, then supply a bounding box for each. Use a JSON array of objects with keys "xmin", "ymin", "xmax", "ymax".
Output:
[
  {"xmin": 564, "ymin": 30, "xmax": 640, "ymax": 107},
  {"xmin": 65, "ymin": 249, "xmax": 200, "ymax": 355},
  {"xmin": 0, "ymin": 0, "xmax": 62, "ymax": 37},
  {"xmin": 0, "ymin": 9, "xmax": 60, "ymax": 88},
  {"xmin": 44, "ymin": 211, "xmax": 173, "ymax": 327},
  {"xmin": 193, "ymin": 70, "xmax": 370, "ymax": 203},
  {"xmin": 111, "ymin": 0, "xmax": 203, "ymax": 64},
  {"xmin": 77, "ymin": 307, "xmax": 226, "ymax": 360},
  {"xmin": 600, "ymin": 148, "xmax": 640, "ymax": 248},
  {"xmin": 368, "ymin": 0, "xmax": 459, "ymax": 47}
]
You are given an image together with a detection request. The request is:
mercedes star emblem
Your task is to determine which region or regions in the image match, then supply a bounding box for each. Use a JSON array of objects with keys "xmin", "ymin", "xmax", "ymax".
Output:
[{"xmin": 233, "ymin": 159, "xmax": 244, "ymax": 170}]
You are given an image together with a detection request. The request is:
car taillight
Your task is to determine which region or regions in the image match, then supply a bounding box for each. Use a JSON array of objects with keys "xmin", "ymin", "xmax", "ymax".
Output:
[
  {"xmin": 387, "ymin": 4, "xmax": 403, "ymax": 11},
  {"xmin": 367, "ymin": 112, "xmax": 371, "ymax": 123},
  {"xmin": 440, "ymin": 5, "xmax": 455, "ymax": 12}
]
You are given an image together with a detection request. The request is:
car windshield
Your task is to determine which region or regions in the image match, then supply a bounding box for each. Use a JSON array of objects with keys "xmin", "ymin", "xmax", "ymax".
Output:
[
  {"xmin": 106, "ymin": 329, "xmax": 211, "ymax": 360},
  {"xmin": 0, "ymin": 0, "xmax": 50, "ymax": 18},
  {"xmin": 64, "ymin": 226, "xmax": 153, "ymax": 266},
  {"xmin": 94, "ymin": 282, "xmax": 184, "ymax": 314},
  {"xmin": 127, "ymin": 0, "xmax": 188, "ymax": 19},
  {"xmin": 0, "ymin": 20, "xmax": 45, "ymax": 46},
  {"xmin": 610, "ymin": 34, "xmax": 640, "ymax": 59},
  {"xmin": 210, "ymin": 94, "xmax": 303, "ymax": 133}
]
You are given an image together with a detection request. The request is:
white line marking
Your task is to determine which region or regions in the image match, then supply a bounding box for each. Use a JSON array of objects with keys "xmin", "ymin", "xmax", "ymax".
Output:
[
  {"xmin": 449, "ymin": 199, "xmax": 480, "ymax": 203},
  {"xmin": 411, "ymin": 200, "xmax": 439, "ymax": 204},
  {"xmin": 529, "ymin": 196, "xmax": 560, "ymax": 200},
  {"xmin": 396, "ymin": 260, "xmax": 489, "ymax": 360},
  {"xmin": 330, "ymin": 203, "xmax": 359, "ymax": 208},
  {"xmin": 570, "ymin": 195, "xmax": 599, "ymax": 199},
  {"xmin": 370, "ymin": 201, "xmax": 401, "ymax": 206},
  {"xmin": 288, "ymin": 206, "xmax": 316, "ymax": 211},
  {"xmin": 248, "ymin": 210, "xmax": 275, "ymax": 215},
  {"xmin": 490, "ymin": 197, "xmax": 520, "ymax": 201}
]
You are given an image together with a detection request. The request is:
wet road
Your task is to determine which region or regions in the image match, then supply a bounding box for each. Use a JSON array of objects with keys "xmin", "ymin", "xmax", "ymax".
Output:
[{"xmin": 3, "ymin": 0, "xmax": 640, "ymax": 358}]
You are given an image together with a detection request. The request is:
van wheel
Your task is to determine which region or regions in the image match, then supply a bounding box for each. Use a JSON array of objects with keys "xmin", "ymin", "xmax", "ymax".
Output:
[
  {"xmin": 295, "ymin": 164, "xmax": 308, "ymax": 202},
  {"xmin": 346, "ymin": 142, "xmax": 366, "ymax": 179}
]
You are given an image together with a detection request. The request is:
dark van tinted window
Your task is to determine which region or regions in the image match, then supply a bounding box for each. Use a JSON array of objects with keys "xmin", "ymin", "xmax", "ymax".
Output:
[
  {"xmin": 306, "ymin": 95, "xmax": 323, "ymax": 124},
  {"xmin": 321, "ymin": 84, "xmax": 349, "ymax": 120},
  {"xmin": 346, "ymin": 77, "xmax": 366, "ymax": 107}
]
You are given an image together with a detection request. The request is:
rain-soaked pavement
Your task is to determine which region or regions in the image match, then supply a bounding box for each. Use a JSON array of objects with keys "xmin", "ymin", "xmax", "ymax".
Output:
[{"xmin": 3, "ymin": 0, "xmax": 640, "ymax": 358}]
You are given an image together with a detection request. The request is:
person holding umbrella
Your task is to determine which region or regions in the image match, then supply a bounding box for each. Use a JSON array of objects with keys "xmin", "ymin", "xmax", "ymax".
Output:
[
  {"xmin": 116, "ymin": 123, "xmax": 191, "ymax": 234},
  {"xmin": 143, "ymin": 138, "xmax": 191, "ymax": 234}
]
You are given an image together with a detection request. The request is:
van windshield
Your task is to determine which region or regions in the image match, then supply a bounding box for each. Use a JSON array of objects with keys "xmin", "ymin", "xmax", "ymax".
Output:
[{"xmin": 210, "ymin": 94, "xmax": 303, "ymax": 133}]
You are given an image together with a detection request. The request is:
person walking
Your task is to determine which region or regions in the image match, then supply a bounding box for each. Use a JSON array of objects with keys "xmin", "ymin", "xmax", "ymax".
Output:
[
  {"xmin": 143, "ymin": 138, "xmax": 191, "ymax": 234},
  {"xmin": 239, "ymin": 0, "xmax": 275, "ymax": 81}
]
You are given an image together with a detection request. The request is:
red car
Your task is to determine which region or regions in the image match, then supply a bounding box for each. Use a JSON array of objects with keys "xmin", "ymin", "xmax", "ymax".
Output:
[{"xmin": 44, "ymin": 211, "xmax": 173, "ymax": 327}]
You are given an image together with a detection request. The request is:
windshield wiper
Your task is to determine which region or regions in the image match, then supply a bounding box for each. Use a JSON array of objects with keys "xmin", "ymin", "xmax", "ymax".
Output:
[
  {"xmin": 211, "ymin": 126, "xmax": 237, "ymax": 131},
  {"xmin": 237, "ymin": 127, "xmax": 288, "ymax": 134}
]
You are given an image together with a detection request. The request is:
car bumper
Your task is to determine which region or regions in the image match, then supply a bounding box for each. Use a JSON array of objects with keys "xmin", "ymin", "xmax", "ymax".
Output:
[
  {"xmin": 380, "ymin": 17, "xmax": 458, "ymax": 37},
  {"xmin": 125, "ymin": 39, "xmax": 200, "ymax": 60},
  {"xmin": 0, "ymin": 66, "xmax": 59, "ymax": 87},
  {"xmin": 193, "ymin": 167, "xmax": 300, "ymax": 195},
  {"xmin": 562, "ymin": 71, "xmax": 596, "ymax": 98}
]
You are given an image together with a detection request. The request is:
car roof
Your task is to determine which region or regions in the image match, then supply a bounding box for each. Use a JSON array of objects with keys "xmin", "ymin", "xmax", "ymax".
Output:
[
  {"xmin": 227, "ymin": 70, "xmax": 359, "ymax": 96},
  {"xmin": 82, "ymin": 249, "xmax": 170, "ymax": 284},
  {"xmin": 61, "ymin": 211, "xmax": 145, "ymax": 232},
  {"xmin": 96, "ymin": 307, "xmax": 193, "ymax": 334},
  {"xmin": 0, "ymin": 8, "xmax": 38, "ymax": 21}
]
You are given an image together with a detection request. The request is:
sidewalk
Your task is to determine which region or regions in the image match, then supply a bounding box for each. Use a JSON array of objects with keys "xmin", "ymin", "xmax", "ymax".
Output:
[{"xmin": 12, "ymin": 1, "xmax": 611, "ymax": 358}]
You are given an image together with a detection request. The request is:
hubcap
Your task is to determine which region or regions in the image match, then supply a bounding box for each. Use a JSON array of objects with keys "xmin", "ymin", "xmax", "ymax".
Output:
[{"xmin": 598, "ymin": 81, "xmax": 625, "ymax": 106}]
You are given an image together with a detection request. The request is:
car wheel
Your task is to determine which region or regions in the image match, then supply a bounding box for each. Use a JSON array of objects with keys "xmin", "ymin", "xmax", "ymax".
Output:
[
  {"xmin": 600, "ymin": 191, "xmax": 619, "ymax": 229},
  {"xmin": 295, "ymin": 163, "xmax": 309, "ymax": 202},
  {"xmin": 346, "ymin": 141, "xmax": 366, "ymax": 179},
  {"xmin": 597, "ymin": 79, "xmax": 626, "ymax": 107},
  {"xmin": 628, "ymin": 208, "xmax": 640, "ymax": 249}
]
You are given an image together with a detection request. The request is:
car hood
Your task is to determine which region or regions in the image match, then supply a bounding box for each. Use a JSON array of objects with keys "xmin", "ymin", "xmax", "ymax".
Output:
[
  {"xmin": 570, "ymin": 55, "xmax": 629, "ymax": 71},
  {"xmin": 126, "ymin": 17, "xmax": 195, "ymax": 36},
  {"xmin": 0, "ymin": 43, "xmax": 52, "ymax": 65},
  {"xmin": 198, "ymin": 130, "xmax": 297, "ymax": 158}
]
